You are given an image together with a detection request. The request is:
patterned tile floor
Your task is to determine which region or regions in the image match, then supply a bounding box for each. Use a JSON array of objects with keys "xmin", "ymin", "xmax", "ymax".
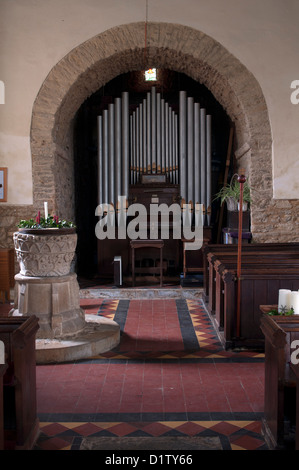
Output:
[{"xmin": 33, "ymin": 296, "xmax": 268, "ymax": 451}]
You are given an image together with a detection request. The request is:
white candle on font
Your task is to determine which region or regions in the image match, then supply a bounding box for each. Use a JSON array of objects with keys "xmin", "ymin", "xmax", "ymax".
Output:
[
  {"xmin": 290, "ymin": 291, "xmax": 299, "ymax": 315},
  {"xmin": 278, "ymin": 289, "xmax": 291, "ymax": 312},
  {"xmin": 44, "ymin": 202, "xmax": 48, "ymax": 220}
]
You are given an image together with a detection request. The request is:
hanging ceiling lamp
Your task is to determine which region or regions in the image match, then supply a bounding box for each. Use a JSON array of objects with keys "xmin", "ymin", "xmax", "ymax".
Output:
[{"xmin": 144, "ymin": 0, "xmax": 157, "ymax": 82}]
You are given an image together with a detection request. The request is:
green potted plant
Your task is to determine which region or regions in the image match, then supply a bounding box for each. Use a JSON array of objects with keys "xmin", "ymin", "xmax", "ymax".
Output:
[
  {"xmin": 14, "ymin": 212, "xmax": 77, "ymax": 277},
  {"xmin": 214, "ymin": 176, "xmax": 252, "ymax": 211}
]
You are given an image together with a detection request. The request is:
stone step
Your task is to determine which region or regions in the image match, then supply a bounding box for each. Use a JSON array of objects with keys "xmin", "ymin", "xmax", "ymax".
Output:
[
  {"xmin": 79, "ymin": 287, "xmax": 203, "ymax": 300},
  {"xmin": 35, "ymin": 315, "xmax": 120, "ymax": 364}
]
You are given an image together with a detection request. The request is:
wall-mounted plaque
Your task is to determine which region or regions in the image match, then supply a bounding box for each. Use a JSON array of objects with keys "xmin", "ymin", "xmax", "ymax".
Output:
[{"xmin": 0, "ymin": 168, "xmax": 7, "ymax": 202}]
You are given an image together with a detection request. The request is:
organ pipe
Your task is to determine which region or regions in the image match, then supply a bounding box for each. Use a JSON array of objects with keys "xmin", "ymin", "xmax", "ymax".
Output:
[
  {"xmin": 97, "ymin": 115, "xmax": 103, "ymax": 205},
  {"xmin": 143, "ymin": 99, "xmax": 147, "ymax": 173},
  {"xmin": 194, "ymin": 103, "xmax": 200, "ymax": 205},
  {"xmin": 179, "ymin": 91, "xmax": 187, "ymax": 203},
  {"xmin": 174, "ymin": 114, "xmax": 178, "ymax": 184},
  {"xmin": 206, "ymin": 114, "xmax": 212, "ymax": 223},
  {"xmin": 187, "ymin": 97, "xmax": 194, "ymax": 205},
  {"xmin": 108, "ymin": 103, "xmax": 115, "ymax": 207},
  {"xmin": 130, "ymin": 114, "xmax": 134, "ymax": 184},
  {"xmin": 151, "ymin": 87, "xmax": 156, "ymax": 173},
  {"xmin": 132, "ymin": 111, "xmax": 136, "ymax": 184},
  {"xmin": 147, "ymin": 92, "xmax": 151, "ymax": 172},
  {"xmin": 135, "ymin": 108, "xmax": 140, "ymax": 181},
  {"xmin": 97, "ymin": 87, "xmax": 212, "ymax": 223},
  {"xmin": 156, "ymin": 92, "xmax": 161, "ymax": 173},
  {"xmin": 115, "ymin": 98, "xmax": 121, "ymax": 206},
  {"xmin": 139, "ymin": 102, "xmax": 143, "ymax": 176},
  {"xmin": 102, "ymin": 109, "xmax": 109, "ymax": 205},
  {"xmin": 200, "ymin": 107, "xmax": 206, "ymax": 210},
  {"xmin": 161, "ymin": 98, "xmax": 165, "ymax": 173},
  {"xmin": 165, "ymin": 102, "xmax": 169, "ymax": 176},
  {"xmin": 122, "ymin": 91, "xmax": 129, "ymax": 199}
]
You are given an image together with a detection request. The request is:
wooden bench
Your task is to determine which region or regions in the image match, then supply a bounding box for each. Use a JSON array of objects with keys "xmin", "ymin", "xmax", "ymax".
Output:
[
  {"xmin": 1, "ymin": 316, "xmax": 40, "ymax": 449},
  {"xmin": 207, "ymin": 253, "xmax": 299, "ymax": 318},
  {"xmin": 290, "ymin": 362, "xmax": 299, "ymax": 451},
  {"xmin": 212, "ymin": 258, "xmax": 299, "ymax": 328},
  {"xmin": 203, "ymin": 243, "xmax": 299, "ymax": 301},
  {"xmin": 0, "ymin": 364, "xmax": 8, "ymax": 450},
  {"xmin": 220, "ymin": 266, "xmax": 299, "ymax": 349},
  {"xmin": 203, "ymin": 243, "xmax": 299, "ymax": 349},
  {"xmin": 260, "ymin": 309, "xmax": 299, "ymax": 449}
]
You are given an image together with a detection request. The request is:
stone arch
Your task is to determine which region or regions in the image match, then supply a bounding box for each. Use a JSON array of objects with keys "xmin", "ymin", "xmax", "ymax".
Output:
[{"xmin": 30, "ymin": 22, "xmax": 273, "ymax": 240}]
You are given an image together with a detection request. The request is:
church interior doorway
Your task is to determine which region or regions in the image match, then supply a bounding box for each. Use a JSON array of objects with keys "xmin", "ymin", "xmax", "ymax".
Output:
[{"xmin": 73, "ymin": 69, "xmax": 231, "ymax": 284}]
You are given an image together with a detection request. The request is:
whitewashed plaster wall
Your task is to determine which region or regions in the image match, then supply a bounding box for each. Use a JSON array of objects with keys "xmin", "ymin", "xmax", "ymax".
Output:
[{"xmin": 0, "ymin": 0, "xmax": 298, "ymax": 204}]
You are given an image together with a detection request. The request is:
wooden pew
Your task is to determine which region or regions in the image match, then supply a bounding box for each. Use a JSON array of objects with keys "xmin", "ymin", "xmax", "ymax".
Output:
[
  {"xmin": 212, "ymin": 258, "xmax": 299, "ymax": 331},
  {"xmin": 1, "ymin": 316, "xmax": 40, "ymax": 450},
  {"xmin": 203, "ymin": 243, "xmax": 299, "ymax": 349},
  {"xmin": 220, "ymin": 267, "xmax": 299, "ymax": 349},
  {"xmin": 207, "ymin": 252, "xmax": 299, "ymax": 319},
  {"xmin": 290, "ymin": 362, "xmax": 299, "ymax": 451},
  {"xmin": 0, "ymin": 364, "xmax": 8, "ymax": 450},
  {"xmin": 203, "ymin": 243, "xmax": 299, "ymax": 301},
  {"xmin": 260, "ymin": 310, "xmax": 299, "ymax": 449}
]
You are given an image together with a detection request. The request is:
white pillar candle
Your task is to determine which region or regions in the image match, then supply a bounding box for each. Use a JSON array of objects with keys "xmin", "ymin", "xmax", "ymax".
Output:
[
  {"xmin": 278, "ymin": 289, "xmax": 291, "ymax": 312},
  {"xmin": 44, "ymin": 202, "xmax": 48, "ymax": 219},
  {"xmin": 290, "ymin": 291, "xmax": 299, "ymax": 315}
]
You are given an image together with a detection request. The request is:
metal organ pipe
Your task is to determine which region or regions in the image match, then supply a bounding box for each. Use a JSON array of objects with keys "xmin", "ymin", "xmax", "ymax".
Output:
[
  {"xmin": 97, "ymin": 87, "xmax": 212, "ymax": 224},
  {"xmin": 136, "ymin": 107, "xmax": 140, "ymax": 182},
  {"xmin": 108, "ymin": 104, "xmax": 115, "ymax": 207},
  {"xmin": 200, "ymin": 107, "xmax": 206, "ymax": 211},
  {"xmin": 127, "ymin": 88, "xmax": 181, "ymax": 183},
  {"xmin": 139, "ymin": 102, "xmax": 143, "ymax": 178},
  {"xmin": 147, "ymin": 92, "xmax": 151, "ymax": 173},
  {"xmin": 178, "ymin": 91, "xmax": 212, "ymax": 221},
  {"xmin": 179, "ymin": 91, "xmax": 187, "ymax": 203},
  {"xmin": 187, "ymin": 97, "xmax": 194, "ymax": 205},
  {"xmin": 122, "ymin": 91, "xmax": 129, "ymax": 199},
  {"xmin": 194, "ymin": 103, "xmax": 200, "ymax": 206},
  {"xmin": 161, "ymin": 98, "xmax": 165, "ymax": 173},
  {"xmin": 151, "ymin": 87, "xmax": 156, "ymax": 173},
  {"xmin": 115, "ymin": 97, "xmax": 122, "ymax": 206},
  {"xmin": 171, "ymin": 114, "xmax": 174, "ymax": 183},
  {"xmin": 143, "ymin": 99, "xmax": 147, "ymax": 174},
  {"xmin": 156, "ymin": 92, "xmax": 161, "ymax": 173},
  {"xmin": 169, "ymin": 108, "xmax": 174, "ymax": 183},
  {"xmin": 130, "ymin": 114, "xmax": 134, "ymax": 184},
  {"xmin": 97, "ymin": 115, "xmax": 103, "ymax": 205},
  {"xmin": 102, "ymin": 109, "xmax": 109, "ymax": 205},
  {"xmin": 165, "ymin": 102, "xmax": 169, "ymax": 177},
  {"xmin": 132, "ymin": 111, "xmax": 136, "ymax": 184},
  {"xmin": 206, "ymin": 114, "xmax": 212, "ymax": 223},
  {"xmin": 174, "ymin": 114, "xmax": 178, "ymax": 184}
]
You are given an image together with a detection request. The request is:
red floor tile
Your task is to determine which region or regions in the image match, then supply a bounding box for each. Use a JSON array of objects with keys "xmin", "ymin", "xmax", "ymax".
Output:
[{"xmin": 33, "ymin": 297, "xmax": 268, "ymax": 450}]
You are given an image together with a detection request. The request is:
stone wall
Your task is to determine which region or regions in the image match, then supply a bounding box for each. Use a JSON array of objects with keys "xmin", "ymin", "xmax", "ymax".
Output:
[{"xmin": 0, "ymin": 205, "xmax": 35, "ymax": 250}]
